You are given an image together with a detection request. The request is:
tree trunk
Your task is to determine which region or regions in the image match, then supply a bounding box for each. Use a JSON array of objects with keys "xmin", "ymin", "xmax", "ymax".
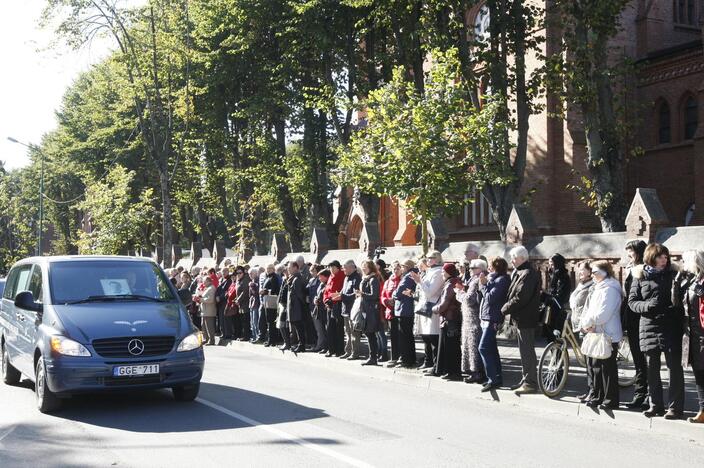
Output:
[{"xmin": 273, "ymin": 119, "xmax": 303, "ymax": 251}]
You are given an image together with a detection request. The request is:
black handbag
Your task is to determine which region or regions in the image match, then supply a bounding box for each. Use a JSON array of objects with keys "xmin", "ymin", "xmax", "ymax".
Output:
[{"xmin": 415, "ymin": 301, "xmax": 435, "ymax": 318}]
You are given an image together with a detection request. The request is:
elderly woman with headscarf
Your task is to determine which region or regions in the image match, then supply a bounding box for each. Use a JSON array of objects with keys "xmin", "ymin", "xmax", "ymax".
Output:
[
  {"xmin": 432, "ymin": 263, "xmax": 463, "ymax": 381},
  {"xmin": 456, "ymin": 258, "xmax": 487, "ymax": 383}
]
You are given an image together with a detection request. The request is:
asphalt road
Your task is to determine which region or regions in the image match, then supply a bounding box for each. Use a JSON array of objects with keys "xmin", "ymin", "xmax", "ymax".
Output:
[{"xmin": 1, "ymin": 345, "xmax": 702, "ymax": 468}]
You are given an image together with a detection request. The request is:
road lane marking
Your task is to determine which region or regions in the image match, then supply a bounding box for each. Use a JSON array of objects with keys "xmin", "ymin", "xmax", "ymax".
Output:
[
  {"xmin": 195, "ymin": 397, "xmax": 374, "ymax": 468},
  {"xmin": 0, "ymin": 425, "xmax": 16, "ymax": 450}
]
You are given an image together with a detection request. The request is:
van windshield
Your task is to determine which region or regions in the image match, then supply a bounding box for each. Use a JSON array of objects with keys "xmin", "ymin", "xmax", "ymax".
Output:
[{"xmin": 50, "ymin": 261, "xmax": 176, "ymax": 305}]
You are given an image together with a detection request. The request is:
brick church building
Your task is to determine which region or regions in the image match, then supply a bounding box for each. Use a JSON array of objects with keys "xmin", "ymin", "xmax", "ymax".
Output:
[{"xmin": 335, "ymin": 0, "xmax": 704, "ymax": 251}]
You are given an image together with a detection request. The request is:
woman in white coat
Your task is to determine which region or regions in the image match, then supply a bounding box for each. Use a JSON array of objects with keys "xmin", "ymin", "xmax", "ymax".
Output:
[
  {"xmin": 579, "ymin": 260, "xmax": 623, "ymax": 410},
  {"xmin": 412, "ymin": 254, "xmax": 443, "ymax": 370}
]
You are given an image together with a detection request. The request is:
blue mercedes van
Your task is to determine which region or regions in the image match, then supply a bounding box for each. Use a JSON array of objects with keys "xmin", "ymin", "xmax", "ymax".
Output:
[{"xmin": 0, "ymin": 256, "xmax": 205, "ymax": 413}]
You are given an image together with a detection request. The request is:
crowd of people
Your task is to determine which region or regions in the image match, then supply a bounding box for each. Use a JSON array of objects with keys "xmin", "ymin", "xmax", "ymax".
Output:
[{"xmin": 166, "ymin": 241, "xmax": 704, "ymax": 424}]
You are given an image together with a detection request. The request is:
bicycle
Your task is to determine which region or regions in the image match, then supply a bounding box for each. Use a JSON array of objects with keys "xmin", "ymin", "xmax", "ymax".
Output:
[{"xmin": 537, "ymin": 319, "xmax": 636, "ymax": 398}]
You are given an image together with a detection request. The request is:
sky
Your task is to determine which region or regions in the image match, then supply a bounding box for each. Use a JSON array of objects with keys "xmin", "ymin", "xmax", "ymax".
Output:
[{"xmin": 0, "ymin": 1, "xmax": 138, "ymax": 170}]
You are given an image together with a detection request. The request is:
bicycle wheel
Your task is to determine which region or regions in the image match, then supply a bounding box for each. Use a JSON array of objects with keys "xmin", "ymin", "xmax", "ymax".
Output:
[
  {"xmin": 616, "ymin": 336, "xmax": 636, "ymax": 387},
  {"xmin": 538, "ymin": 340, "xmax": 569, "ymax": 398}
]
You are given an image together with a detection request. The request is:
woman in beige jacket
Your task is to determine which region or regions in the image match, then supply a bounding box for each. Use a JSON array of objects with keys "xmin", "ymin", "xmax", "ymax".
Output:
[{"xmin": 199, "ymin": 277, "xmax": 218, "ymax": 345}]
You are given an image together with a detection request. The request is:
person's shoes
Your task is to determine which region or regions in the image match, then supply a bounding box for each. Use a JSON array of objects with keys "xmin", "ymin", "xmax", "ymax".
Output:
[
  {"xmin": 379, "ymin": 351, "xmax": 390, "ymax": 362},
  {"xmin": 577, "ymin": 393, "xmax": 590, "ymax": 403},
  {"xmin": 599, "ymin": 403, "xmax": 619, "ymax": 411},
  {"xmin": 424, "ymin": 371, "xmax": 441, "ymax": 377},
  {"xmin": 279, "ymin": 344, "xmax": 291, "ymax": 351},
  {"xmin": 361, "ymin": 359, "xmax": 378, "ymax": 366},
  {"xmin": 311, "ymin": 347, "xmax": 321, "ymax": 353},
  {"xmin": 585, "ymin": 400, "xmax": 601, "ymax": 408},
  {"xmin": 510, "ymin": 381, "xmax": 525, "ymax": 391},
  {"xmin": 385, "ymin": 360, "xmax": 398, "ymax": 368},
  {"xmin": 442, "ymin": 373, "xmax": 463, "ymax": 381},
  {"xmin": 347, "ymin": 355, "xmax": 361, "ymax": 361},
  {"xmin": 643, "ymin": 407, "xmax": 666, "ymax": 418},
  {"xmin": 514, "ymin": 384, "xmax": 538, "ymax": 395},
  {"xmin": 625, "ymin": 395, "xmax": 648, "ymax": 409},
  {"xmin": 418, "ymin": 363, "xmax": 433, "ymax": 370},
  {"xmin": 481, "ymin": 382, "xmax": 500, "ymax": 393},
  {"xmin": 464, "ymin": 374, "xmax": 482, "ymax": 384},
  {"xmin": 664, "ymin": 409, "xmax": 683, "ymax": 420},
  {"xmin": 263, "ymin": 342, "xmax": 271, "ymax": 347},
  {"xmin": 318, "ymin": 349, "xmax": 328, "ymax": 354},
  {"xmin": 400, "ymin": 363, "xmax": 416, "ymax": 369},
  {"xmin": 688, "ymin": 410, "xmax": 704, "ymax": 423},
  {"xmin": 339, "ymin": 353, "xmax": 351, "ymax": 360},
  {"xmin": 324, "ymin": 352, "xmax": 334, "ymax": 357},
  {"xmin": 293, "ymin": 346, "xmax": 305, "ymax": 353}
]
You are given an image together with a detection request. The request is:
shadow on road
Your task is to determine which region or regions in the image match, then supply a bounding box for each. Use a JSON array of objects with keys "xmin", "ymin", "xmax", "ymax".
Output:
[{"xmin": 51, "ymin": 382, "xmax": 328, "ymax": 433}]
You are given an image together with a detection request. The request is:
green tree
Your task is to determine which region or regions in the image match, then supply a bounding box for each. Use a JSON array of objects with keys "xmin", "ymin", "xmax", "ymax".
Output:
[
  {"xmin": 75, "ymin": 165, "xmax": 155, "ymax": 255},
  {"xmin": 546, "ymin": 0, "xmax": 633, "ymax": 232},
  {"xmin": 337, "ymin": 50, "xmax": 511, "ymax": 253}
]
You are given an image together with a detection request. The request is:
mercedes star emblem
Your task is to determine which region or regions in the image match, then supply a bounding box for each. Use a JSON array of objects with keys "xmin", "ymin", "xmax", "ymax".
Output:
[{"xmin": 127, "ymin": 339, "xmax": 145, "ymax": 356}]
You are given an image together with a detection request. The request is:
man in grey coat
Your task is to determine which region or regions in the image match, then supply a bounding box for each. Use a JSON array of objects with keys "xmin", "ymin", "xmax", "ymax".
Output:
[
  {"xmin": 501, "ymin": 246, "xmax": 542, "ymax": 394},
  {"xmin": 287, "ymin": 262, "xmax": 308, "ymax": 353}
]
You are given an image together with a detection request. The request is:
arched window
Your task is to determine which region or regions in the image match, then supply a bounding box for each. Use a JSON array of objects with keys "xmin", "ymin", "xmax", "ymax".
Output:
[
  {"xmin": 684, "ymin": 96, "xmax": 698, "ymax": 139},
  {"xmin": 674, "ymin": 0, "xmax": 698, "ymax": 26},
  {"xmin": 658, "ymin": 102, "xmax": 671, "ymax": 144}
]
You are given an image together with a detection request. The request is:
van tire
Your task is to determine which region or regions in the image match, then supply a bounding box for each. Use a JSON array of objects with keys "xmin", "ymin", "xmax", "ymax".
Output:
[
  {"xmin": 172, "ymin": 383, "xmax": 200, "ymax": 402},
  {"xmin": 35, "ymin": 358, "xmax": 61, "ymax": 413},
  {"xmin": 1, "ymin": 344, "xmax": 21, "ymax": 385}
]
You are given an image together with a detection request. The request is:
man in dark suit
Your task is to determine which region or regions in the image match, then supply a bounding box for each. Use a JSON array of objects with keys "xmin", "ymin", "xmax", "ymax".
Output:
[
  {"xmin": 287, "ymin": 262, "xmax": 308, "ymax": 353},
  {"xmin": 501, "ymin": 246, "xmax": 541, "ymax": 395}
]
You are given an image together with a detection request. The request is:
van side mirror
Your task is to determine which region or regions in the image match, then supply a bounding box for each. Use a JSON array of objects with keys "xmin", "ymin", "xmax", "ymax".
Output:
[
  {"xmin": 177, "ymin": 289, "xmax": 192, "ymax": 305},
  {"xmin": 14, "ymin": 291, "xmax": 43, "ymax": 313}
]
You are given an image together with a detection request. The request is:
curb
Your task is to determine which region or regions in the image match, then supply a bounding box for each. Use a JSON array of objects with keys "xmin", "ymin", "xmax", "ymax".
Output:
[{"xmin": 222, "ymin": 340, "xmax": 704, "ymax": 443}]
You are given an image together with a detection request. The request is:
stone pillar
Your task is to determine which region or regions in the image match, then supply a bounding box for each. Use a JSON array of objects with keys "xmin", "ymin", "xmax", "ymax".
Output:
[
  {"xmin": 213, "ymin": 240, "xmax": 226, "ymax": 266},
  {"xmin": 310, "ymin": 227, "xmax": 330, "ymax": 260},
  {"xmin": 152, "ymin": 247, "xmax": 163, "ymax": 266},
  {"xmin": 625, "ymin": 188, "xmax": 669, "ymax": 243},
  {"xmin": 271, "ymin": 232, "xmax": 290, "ymax": 262},
  {"xmin": 427, "ymin": 218, "xmax": 450, "ymax": 252},
  {"xmin": 505, "ymin": 204, "xmax": 538, "ymax": 245},
  {"xmin": 172, "ymin": 245, "xmax": 183, "ymax": 267},
  {"xmin": 359, "ymin": 222, "xmax": 381, "ymax": 258}
]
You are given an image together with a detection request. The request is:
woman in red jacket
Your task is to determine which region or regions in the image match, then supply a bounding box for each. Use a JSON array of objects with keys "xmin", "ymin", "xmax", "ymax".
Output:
[{"xmin": 381, "ymin": 262, "xmax": 402, "ymax": 365}]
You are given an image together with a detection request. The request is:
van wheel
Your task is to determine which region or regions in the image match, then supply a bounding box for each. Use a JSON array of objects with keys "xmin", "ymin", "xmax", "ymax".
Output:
[
  {"xmin": 35, "ymin": 358, "xmax": 61, "ymax": 413},
  {"xmin": 1, "ymin": 344, "xmax": 21, "ymax": 385},
  {"xmin": 172, "ymin": 383, "xmax": 200, "ymax": 402}
]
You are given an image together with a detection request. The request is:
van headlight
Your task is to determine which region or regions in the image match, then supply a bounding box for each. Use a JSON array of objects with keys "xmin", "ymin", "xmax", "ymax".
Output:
[
  {"xmin": 50, "ymin": 336, "xmax": 92, "ymax": 357},
  {"xmin": 177, "ymin": 331, "xmax": 204, "ymax": 352}
]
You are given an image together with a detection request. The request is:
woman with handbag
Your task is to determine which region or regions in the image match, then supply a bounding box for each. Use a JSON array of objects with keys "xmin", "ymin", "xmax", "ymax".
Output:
[
  {"xmin": 432, "ymin": 263, "xmax": 463, "ymax": 381},
  {"xmin": 356, "ymin": 260, "xmax": 382, "ymax": 366},
  {"xmin": 579, "ymin": 260, "xmax": 623, "ymax": 410}
]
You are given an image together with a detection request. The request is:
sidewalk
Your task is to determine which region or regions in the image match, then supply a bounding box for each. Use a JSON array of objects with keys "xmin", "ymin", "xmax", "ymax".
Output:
[{"xmin": 222, "ymin": 335, "xmax": 704, "ymax": 443}]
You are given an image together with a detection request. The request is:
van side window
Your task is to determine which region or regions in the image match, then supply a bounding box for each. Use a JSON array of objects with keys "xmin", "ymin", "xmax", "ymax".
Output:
[
  {"xmin": 3, "ymin": 265, "xmax": 32, "ymax": 300},
  {"xmin": 27, "ymin": 266, "xmax": 43, "ymax": 304},
  {"xmin": 3, "ymin": 268, "xmax": 19, "ymax": 299}
]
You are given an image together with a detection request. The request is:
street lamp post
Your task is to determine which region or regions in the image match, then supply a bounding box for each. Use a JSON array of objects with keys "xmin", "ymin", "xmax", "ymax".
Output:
[{"xmin": 7, "ymin": 137, "xmax": 45, "ymax": 256}]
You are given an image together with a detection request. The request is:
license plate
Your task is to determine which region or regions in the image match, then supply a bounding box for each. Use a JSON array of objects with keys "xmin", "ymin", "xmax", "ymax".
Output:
[{"xmin": 112, "ymin": 364, "xmax": 160, "ymax": 377}]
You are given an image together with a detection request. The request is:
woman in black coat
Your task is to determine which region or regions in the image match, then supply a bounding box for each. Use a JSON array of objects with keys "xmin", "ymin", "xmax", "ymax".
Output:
[
  {"xmin": 628, "ymin": 243, "xmax": 685, "ymax": 419},
  {"xmin": 357, "ymin": 260, "xmax": 382, "ymax": 366},
  {"xmin": 544, "ymin": 253, "xmax": 571, "ymax": 339},
  {"xmin": 683, "ymin": 250, "xmax": 704, "ymax": 423}
]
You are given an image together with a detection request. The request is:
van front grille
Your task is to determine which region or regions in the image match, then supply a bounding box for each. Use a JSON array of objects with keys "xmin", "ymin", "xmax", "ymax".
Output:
[{"xmin": 92, "ymin": 336, "xmax": 175, "ymax": 358}]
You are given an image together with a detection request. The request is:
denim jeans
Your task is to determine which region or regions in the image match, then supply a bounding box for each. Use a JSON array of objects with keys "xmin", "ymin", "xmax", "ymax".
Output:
[
  {"xmin": 377, "ymin": 330, "xmax": 388, "ymax": 354},
  {"xmin": 250, "ymin": 306, "xmax": 260, "ymax": 340},
  {"xmin": 478, "ymin": 322, "xmax": 502, "ymax": 385}
]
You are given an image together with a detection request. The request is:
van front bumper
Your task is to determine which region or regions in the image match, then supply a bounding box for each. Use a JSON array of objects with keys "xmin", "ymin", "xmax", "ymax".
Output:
[{"xmin": 44, "ymin": 348, "xmax": 205, "ymax": 394}]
